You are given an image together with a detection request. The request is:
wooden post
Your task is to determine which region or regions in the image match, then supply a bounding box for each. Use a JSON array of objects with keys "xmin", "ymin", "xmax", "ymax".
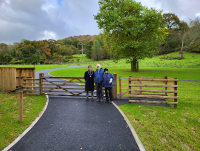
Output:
[
  {"xmin": 140, "ymin": 76, "xmax": 142, "ymax": 95},
  {"xmin": 129, "ymin": 76, "xmax": 131, "ymax": 103},
  {"xmin": 19, "ymin": 91, "xmax": 23, "ymax": 123},
  {"xmin": 165, "ymin": 76, "xmax": 168, "ymax": 96},
  {"xmin": 19, "ymin": 69, "xmax": 22, "ymax": 87},
  {"xmin": 113, "ymin": 73, "xmax": 117, "ymax": 99},
  {"xmin": 24, "ymin": 77, "xmax": 27, "ymax": 94},
  {"xmin": 119, "ymin": 76, "xmax": 122, "ymax": 98},
  {"xmin": 39, "ymin": 73, "xmax": 44, "ymax": 95},
  {"xmin": 174, "ymin": 78, "xmax": 178, "ymax": 108},
  {"xmin": 30, "ymin": 77, "xmax": 33, "ymax": 94}
]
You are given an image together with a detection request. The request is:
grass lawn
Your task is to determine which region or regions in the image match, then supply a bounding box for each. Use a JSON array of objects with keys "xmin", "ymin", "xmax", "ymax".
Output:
[
  {"xmin": 71, "ymin": 54, "xmax": 93, "ymax": 62},
  {"xmin": 1, "ymin": 51, "xmax": 200, "ymax": 70},
  {"xmin": 119, "ymin": 81, "xmax": 200, "ymax": 151},
  {"xmin": 67, "ymin": 52, "xmax": 200, "ymax": 68},
  {"xmin": 70, "ymin": 51, "xmax": 200, "ymax": 68},
  {"xmin": 0, "ymin": 65, "xmax": 68, "ymax": 71},
  {"xmin": 0, "ymin": 92, "xmax": 46, "ymax": 150},
  {"xmin": 49, "ymin": 66, "xmax": 200, "ymax": 80}
]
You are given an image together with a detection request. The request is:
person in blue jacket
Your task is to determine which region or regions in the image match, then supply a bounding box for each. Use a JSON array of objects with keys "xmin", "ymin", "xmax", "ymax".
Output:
[
  {"xmin": 102, "ymin": 68, "xmax": 115, "ymax": 104},
  {"xmin": 94, "ymin": 64, "xmax": 104, "ymax": 102}
]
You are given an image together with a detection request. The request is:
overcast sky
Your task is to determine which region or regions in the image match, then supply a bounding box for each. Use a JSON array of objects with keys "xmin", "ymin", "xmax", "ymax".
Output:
[{"xmin": 0, "ymin": 0, "xmax": 200, "ymax": 44}]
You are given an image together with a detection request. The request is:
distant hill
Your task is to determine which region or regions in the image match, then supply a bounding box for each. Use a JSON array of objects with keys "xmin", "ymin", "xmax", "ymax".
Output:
[{"xmin": 62, "ymin": 35, "xmax": 97, "ymax": 41}]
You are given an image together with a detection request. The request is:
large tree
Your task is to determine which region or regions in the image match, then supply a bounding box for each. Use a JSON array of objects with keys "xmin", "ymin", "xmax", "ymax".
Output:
[{"xmin": 94, "ymin": 0, "xmax": 166, "ymax": 71}]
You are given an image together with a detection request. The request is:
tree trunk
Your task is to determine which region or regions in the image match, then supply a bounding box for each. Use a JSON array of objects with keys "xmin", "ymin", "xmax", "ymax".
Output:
[
  {"xmin": 179, "ymin": 51, "xmax": 183, "ymax": 59},
  {"xmin": 179, "ymin": 29, "xmax": 185, "ymax": 59},
  {"xmin": 179, "ymin": 39, "xmax": 184, "ymax": 59},
  {"xmin": 131, "ymin": 59, "xmax": 139, "ymax": 72}
]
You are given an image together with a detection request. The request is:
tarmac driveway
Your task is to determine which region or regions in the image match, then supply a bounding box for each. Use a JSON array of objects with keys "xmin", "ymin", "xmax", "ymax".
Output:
[{"xmin": 10, "ymin": 97, "xmax": 139, "ymax": 151}]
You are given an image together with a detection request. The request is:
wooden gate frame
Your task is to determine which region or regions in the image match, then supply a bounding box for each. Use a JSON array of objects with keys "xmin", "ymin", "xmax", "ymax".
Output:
[
  {"xmin": 41, "ymin": 76, "xmax": 86, "ymax": 96},
  {"xmin": 23, "ymin": 73, "xmax": 118, "ymax": 99},
  {"xmin": 119, "ymin": 76, "xmax": 178, "ymax": 108}
]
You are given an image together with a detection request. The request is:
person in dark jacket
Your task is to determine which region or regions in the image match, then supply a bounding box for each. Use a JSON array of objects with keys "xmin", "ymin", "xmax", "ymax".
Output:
[
  {"xmin": 84, "ymin": 65, "xmax": 94, "ymax": 101},
  {"xmin": 94, "ymin": 64, "xmax": 104, "ymax": 102},
  {"xmin": 102, "ymin": 68, "xmax": 115, "ymax": 104}
]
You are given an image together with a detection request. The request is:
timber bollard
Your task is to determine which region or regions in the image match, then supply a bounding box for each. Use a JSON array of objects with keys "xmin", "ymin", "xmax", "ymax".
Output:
[
  {"xmin": 113, "ymin": 73, "xmax": 117, "ymax": 99},
  {"xmin": 19, "ymin": 91, "xmax": 23, "ymax": 123},
  {"xmin": 39, "ymin": 73, "xmax": 44, "ymax": 95},
  {"xmin": 129, "ymin": 76, "xmax": 131, "ymax": 104}
]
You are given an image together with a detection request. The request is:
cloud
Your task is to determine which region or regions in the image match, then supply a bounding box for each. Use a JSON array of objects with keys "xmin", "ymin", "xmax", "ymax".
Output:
[
  {"xmin": 0, "ymin": 0, "xmax": 100, "ymax": 44},
  {"xmin": 136, "ymin": 0, "xmax": 200, "ymax": 20},
  {"xmin": 40, "ymin": 30, "xmax": 58, "ymax": 40},
  {"xmin": 0, "ymin": 0, "xmax": 200, "ymax": 44}
]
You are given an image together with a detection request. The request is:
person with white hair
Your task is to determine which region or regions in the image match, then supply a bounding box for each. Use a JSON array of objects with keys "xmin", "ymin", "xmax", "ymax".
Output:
[{"xmin": 94, "ymin": 64, "xmax": 104, "ymax": 102}]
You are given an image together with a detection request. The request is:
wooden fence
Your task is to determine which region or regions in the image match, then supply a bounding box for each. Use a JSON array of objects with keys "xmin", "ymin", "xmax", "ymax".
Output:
[
  {"xmin": 0, "ymin": 67, "xmax": 35, "ymax": 90},
  {"xmin": 119, "ymin": 76, "xmax": 178, "ymax": 108}
]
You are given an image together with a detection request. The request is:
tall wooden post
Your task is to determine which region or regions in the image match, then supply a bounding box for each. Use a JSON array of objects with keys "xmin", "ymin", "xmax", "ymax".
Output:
[
  {"xmin": 119, "ymin": 76, "xmax": 122, "ymax": 98},
  {"xmin": 174, "ymin": 78, "xmax": 178, "ymax": 108},
  {"xmin": 39, "ymin": 73, "xmax": 44, "ymax": 95},
  {"xmin": 165, "ymin": 76, "xmax": 168, "ymax": 96},
  {"xmin": 113, "ymin": 73, "xmax": 117, "ymax": 99},
  {"xmin": 129, "ymin": 76, "xmax": 131, "ymax": 104},
  {"xmin": 19, "ymin": 91, "xmax": 23, "ymax": 123}
]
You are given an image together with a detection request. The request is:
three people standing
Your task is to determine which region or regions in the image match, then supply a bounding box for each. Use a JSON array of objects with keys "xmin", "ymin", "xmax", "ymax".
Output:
[{"xmin": 84, "ymin": 64, "xmax": 115, "ymax": 103}]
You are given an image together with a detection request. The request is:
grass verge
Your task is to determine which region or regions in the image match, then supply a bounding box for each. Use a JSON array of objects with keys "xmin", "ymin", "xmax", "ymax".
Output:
[
  {"xmin": 0, "ymin": 92, "xmax": 46, "ymax": 150},
  {"xmin": 119, "ymin": 81, "xmax": 200, "ymax": 151}
]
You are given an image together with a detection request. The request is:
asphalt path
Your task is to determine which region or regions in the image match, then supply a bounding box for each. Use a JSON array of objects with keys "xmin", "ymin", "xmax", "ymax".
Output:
[{"xmin": 10, "ymin": 98, "xmax": 139, "ymax": 151}]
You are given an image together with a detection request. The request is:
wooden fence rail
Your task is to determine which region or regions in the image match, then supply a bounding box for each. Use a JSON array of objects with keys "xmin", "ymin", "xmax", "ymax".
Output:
[{"xmin": 118, "ymin": 76, "xmax": 178, "ymax": 108}]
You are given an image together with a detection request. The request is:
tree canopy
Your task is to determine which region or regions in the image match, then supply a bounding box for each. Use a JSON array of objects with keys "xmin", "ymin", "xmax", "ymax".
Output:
[{"xmin": 94, "ymin": 0, "xmax": 166, "ymax": 71}]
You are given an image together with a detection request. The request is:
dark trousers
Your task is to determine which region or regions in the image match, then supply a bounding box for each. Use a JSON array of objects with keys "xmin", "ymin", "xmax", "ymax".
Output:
[
  {"xmin": 105, "ymin": 87, "xmax": 112, "ymax": 101},
  {"xmin": 96, "ymin": 82, "xmax": 103, "ymax": 100}
]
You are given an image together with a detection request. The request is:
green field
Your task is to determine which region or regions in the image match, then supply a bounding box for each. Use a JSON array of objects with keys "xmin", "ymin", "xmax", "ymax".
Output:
[
  {"xmin": 0, "ymin": 93, "xmax": 46, "ymax": 150},
  {"xmin": 71, "ymin": 54, "xmax": 93, "ymax": 62},
  {"xmin": 49, "ymin": 66, "xmax": 200, "ymax": 80},
  {"xmin": 1, "ymin": 51, "xmax": 199, "ymax": 70},
  {"xmin": 69, "ymin": 52, "xmax": 200, "ymax": 68},
  {"xmin": 0, "ymin": 65, "xmax": 68, "ymax": 71}
]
